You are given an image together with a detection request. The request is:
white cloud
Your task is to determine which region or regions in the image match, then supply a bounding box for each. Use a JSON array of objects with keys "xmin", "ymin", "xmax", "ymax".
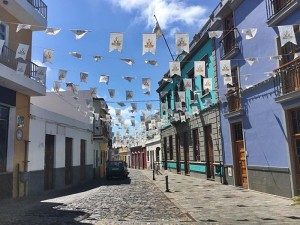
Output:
[{"xmin": 108, "ymin": 0, "xmax": 207, "ymax": 29}]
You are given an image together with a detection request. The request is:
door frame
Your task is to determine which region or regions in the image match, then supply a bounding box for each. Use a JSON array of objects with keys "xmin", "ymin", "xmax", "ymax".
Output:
[
  {"xmin": 230, "ymin": 121, "xmax": 248, "ymax": 188},
  {"xmin": 176, "ymin": 134, "xmax": 181, "ymax": 173},
  {"xmin": 205, "ymin": 125, "xmax": 214, "ymax": 180},
  {"xmin": 183, "ymin": 132, "xmax": 190, "ymax": 175},
  {"xmin": 44, "ymin": 134, "xmax": 55, "ymax": 190}
]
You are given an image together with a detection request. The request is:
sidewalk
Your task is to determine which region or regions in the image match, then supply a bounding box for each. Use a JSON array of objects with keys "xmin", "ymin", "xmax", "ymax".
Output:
[{"xmin": 142, "ymin": 169, "xmax": 300, "ymax": 224}]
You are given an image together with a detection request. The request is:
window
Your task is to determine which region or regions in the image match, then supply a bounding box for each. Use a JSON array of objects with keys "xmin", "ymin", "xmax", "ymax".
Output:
[
  {"xmin": 0, "ymin": 105, "xmax": 9, "ymax": 172},
  {"xmin": 192, "ymin": 129, "xmax": 200, "ymax": 161},
  {"xmin": 166, "ymin": 92, "xmax": 171, "ymax": 110},
  {"xmin": 0, "ymin": 22, "xmax": 8, "ymax": 49},
  {"xmin": 291, "ymin": 110, "xmax": 300, "ymax": 134},
  {"xmin": 187, "ymin": 68, "xmax": 196, "ymax": 101},
  {"xmin": 200, "ymin": 55, "xmax": 209, "ymax": 96},
  {"xmin": 169, "ymin": 136, "xmax": 173, "ymax": 160},
  {"xmin": 222, "ymin": 12, "xmax": 236, "ymax": 55},
  {"xmin": 233, "ymin": 123, "xmax": 243, "ymax": 141}
]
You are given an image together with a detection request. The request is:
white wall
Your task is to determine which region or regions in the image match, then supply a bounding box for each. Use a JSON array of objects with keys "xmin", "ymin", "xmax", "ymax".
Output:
[{"xmin": 28, "ymin": 104, "xmax": 94, "ymax": 172}]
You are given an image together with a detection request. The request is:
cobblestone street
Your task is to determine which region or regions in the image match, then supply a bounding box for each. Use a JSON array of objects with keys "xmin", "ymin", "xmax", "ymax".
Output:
[
  {"xmin": 0, "ymin": 169, "xmax": 193, "ymax": 225},
  {"xmin": 1, "ymin": 169, "xmax": 300, "ymax": 225}
]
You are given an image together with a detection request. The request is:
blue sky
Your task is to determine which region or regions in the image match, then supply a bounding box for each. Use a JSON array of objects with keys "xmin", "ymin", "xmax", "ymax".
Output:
[{"xmin": 32, "ymin": 0, "xmax": 220, "ymax": 135}]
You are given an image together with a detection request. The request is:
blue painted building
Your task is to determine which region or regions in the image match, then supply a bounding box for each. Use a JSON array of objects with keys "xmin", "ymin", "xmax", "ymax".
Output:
[
  {"xmin": 157, "ymin": 19, "xmax": 224, "ymax": 182},
  {"xmin": 213, "ymin": 0, "xmax": 300, "ymax": 197}
]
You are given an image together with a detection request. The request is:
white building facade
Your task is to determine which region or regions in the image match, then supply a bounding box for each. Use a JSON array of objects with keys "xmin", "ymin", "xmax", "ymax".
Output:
[{"xmin": 27, "ymin": 91, "xmax": 97, "ymax": 195}]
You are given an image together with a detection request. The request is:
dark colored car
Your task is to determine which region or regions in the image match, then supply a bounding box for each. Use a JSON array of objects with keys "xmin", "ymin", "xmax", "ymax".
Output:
[{"xmin": 106, "ymin": 160, "xmax": 129, "ymax": 179}]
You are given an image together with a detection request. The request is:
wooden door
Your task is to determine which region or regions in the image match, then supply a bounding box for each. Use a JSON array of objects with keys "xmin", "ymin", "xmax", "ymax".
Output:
[
  {"xmin": 80, "ymin": 139, "xmax": 86, "ymax": 181},
  {"xmin": 205, "ymin": 126, "xmax": 214, "ymax": 179},
  {"xmin": 176, "ymin": 134, "xmax": 181, "ymax": 173},
  {"xmin": 44, "ymin": 135, "xmax": 54, "ymax": 190},
  {"xmin": 183, "ymin": 132, "xmax": 190, "ymax": 175},
  {"xmin": 234, "ymin": 140, "xmax": 248, "ymax": 187},
  {"xmin": 293, "ymin": 137, "xmax": 300, "ymax": 194},
  {"xmin": 65, "ymin": 137, "xmax": 72, "ymax": 185}
]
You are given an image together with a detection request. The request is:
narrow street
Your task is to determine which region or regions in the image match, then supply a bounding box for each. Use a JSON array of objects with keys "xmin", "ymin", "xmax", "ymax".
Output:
[{"xmin": 0, "ymin": 169, "xmax": 300, "ymax": 225}]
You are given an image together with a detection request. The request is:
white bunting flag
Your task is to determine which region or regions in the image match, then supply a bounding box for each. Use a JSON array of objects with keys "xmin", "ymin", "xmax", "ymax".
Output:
[
  {"xmin": 36, "ymin": 66, "xmax": 47, "ymax": 85},
  {"xmin": 181, "ymin": 115, "xmax": 186, "ymax": 123},
  {"xmin": 89, "ymin": 116, "xmax": 94, "ymax": 124},
  {"xmin": 278, "ymin": 25, "xmax": 297, "ymax": 47},
  {"xmin": 174, "ymin": 113, "xmax": 180, "ymax": 122},
  {"xmin": 183, "ymin": 79, "xmax": 193, "ymax": 91},
  {"xmin": 58, "ymin": 69, "xmax": 67, "ymax": 82},
  {"xmin": 157, "ymin": 122, "xmax": 162, "ymax": 129},
  {"xmin": 175, "ymin": 102, "xmax": 182, "ymax": 111},
  {"xmin": 152, "ymin": 22, "xmax": 163, "ymax": 39},
  {"xmin": 16, "ymin": 62, "xmax": 27, "ymax": 76},
  {"xmin": 16, "ymin": 24, "xmax": 31, "ymax": 32},
  {"xmin": 224, "ymin": 76, "xmax": 233, "ymax": 85},
  {"xmin": 69, "ymin": 52, "xmax": 82, "ymax": 59},
  {"xmin": 145, "ymin": 60, "xmax": 158, "ymax": 66},
  {"xmin": 194, "ymin": 61, "xmax": 206, "ymax": 77},
  {"xmin": 109, "ymin": 32, "xmax": 123, "ymax": 52},
  {"xmin": 192, "ymin": 106, "xmax": 199, "ymax": 115},
  {"xmin": 203, "ymin": 78, "xmax": 213, "ymax": 90},
  {"xmin": 99, "ymin": 75, "xmax": 109, "ymax": 84},
  {"xmin": 15, "ymin": 43, "xmax": 29, "ymax": 60},
  {"xmin": 161, "ymin": 102, "xmax": 167, "ymax": 112},
  {"xmin": 93, "ymin": 55, "xmax": 104, "ymax": 62},
  {"xmin": 72, "ymin": 84, "xmax": 79, "ymax": 95},
  {"xmin": 146, "ymin": 103, "xmax": 152, "ymax": 111},
  {"xmin": 90, "ymin": 87, "xmax": 97, "ymax": 98},
  {"xmin": 53, "ymin": 81, "xmax": 61, "ymax": 92},
  {"xmin": 115, "ymin": 109, "xmax": 121, "ymax": 116},
  {"xmin": 94, "ymin": 113, "xmax": 99, "ymax": 121},
  {"xmin": 121, "ymin": 58, "xmax": 134, "ymax": 66},
  {"xmin": 295, "ymin": 53, "xmax": 300, "ymax": 59},
  {"xmin": 169, "ymin": 61, "xmax": 181, "ymax": 76},
  {"xmin": 176, "ymin": 33, "xmax": 189, "ymax": 54},
  {"xmin": 66, "ymin": 82, "xmax": 73, "ymax": 91},
  {"xmin": 246, "ymin": 57, "xmax": 258, "ymax": 66},
  {"xmin": 220, "ymin": 60, "xmax": 231, "ymax": 76},
  {"xmin": 126, "ymin": 90, "xmax": 133, "ymax": 100},
  {"xmin": 70, "ymin": 29, "xmax": 91, "ymax": 40},
  {"xmin": 131, "ymin": 120, "xmax": 135, "ymax": 127},
  {"xmin": 108, "ymin": 89, "xmax": 115, "ymax": 98},
  {"xmin": 80, "ymin": 72, "xmax": 88, "ymax": 83},
  {"xmin": 43, "ymin": 49, "xmax": 54, "ymax": 63},
  {"xmin": 208, "ymin": 31, "xmax": 223, "ymax": 38},
  {"xmin": 143, "ymin": 33, "xmax": 156, "ymax": 55},
  {"xmin": 45, "ymin": 27, "xmax": 61, "ymax": 35},
  {"xmin": 0, "ymin": 39, "xmax": 5, "ymax": 53},
  {"xmin": 117, "ymin": 102, "xmax": 126, "ymax": 107},
  {"xmin": 123, "ymin": 76, "xmax": 135, "ymax": 82},
  {"xmin": 241, "ymin": 28, "xmax": 257, "ymax": 40},
  {"xmin": 178, "ymin": 91, "xmax": 185, "ymax": 102},
  {"xmin": 270, "ymin": 55, "xmax": 283, "ymax": 61},
  {"xmin": 131, "ymin": 103, "xmax": 137, "ymax": 112},
  {"xmin": 142, "ymin": 78, "xmax": 151, "ymax": 90}
]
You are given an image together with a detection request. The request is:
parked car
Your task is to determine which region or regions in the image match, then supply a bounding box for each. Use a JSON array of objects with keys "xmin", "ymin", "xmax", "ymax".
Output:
[{"xmin": 106, "ymin": 160, "xmax": 129, "ymax": 179}]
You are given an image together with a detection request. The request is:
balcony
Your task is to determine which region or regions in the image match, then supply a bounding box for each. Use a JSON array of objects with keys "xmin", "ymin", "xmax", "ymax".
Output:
[
  {"xmin": 93, "ymin": 122, "xmax": 109, "ymax": 142},
  {"xmin": 2, "ymin": 0, "xmax": 47, "ymax": 30},
  {"xmin": 0, "ymin": 45, "xmax": 46, "ymax": 96},
  {"xmin": 274, "ymin": 57, "xmax": 300, "ymax": 103},
  {"xmin": 224, "ymin": 90, "xmax": 243, "ymax": 118},
  {"xmin": 220, "ymin": 28, "xmax": 239, "ymax": 59},
  {"xmin": 266, "ymin": 0, "xmax": 300, "ymax": 26}
]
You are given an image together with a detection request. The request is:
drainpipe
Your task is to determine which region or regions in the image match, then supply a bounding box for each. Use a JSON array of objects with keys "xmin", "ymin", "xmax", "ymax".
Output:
[{"xmin": 23, "ymin": 140, "xmax": 30, "ymax": 197}]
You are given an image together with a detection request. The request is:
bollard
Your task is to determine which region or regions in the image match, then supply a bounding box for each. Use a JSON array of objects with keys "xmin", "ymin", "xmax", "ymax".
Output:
[
  {"xmin": 153, "ymin": 169, "xmax": 155, "ymax": 180},
  {"xmin": 165, "ymin": 175, "xmax": 170, "ymax": 192}
]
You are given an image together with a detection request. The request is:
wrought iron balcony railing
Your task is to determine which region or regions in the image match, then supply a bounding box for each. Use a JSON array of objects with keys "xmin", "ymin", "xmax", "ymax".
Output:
[
  {"xmin": 265, "ymin": 0, "xmax": 294, "ymax": 20},
  {"xmin": 27, "ymin": 0, "xmax": 47, "ymax": 19},
  {"xmin": 0, "ymin": 45, "xmax": 42, "ymax": 83},
  {"xmin": 274, "ymin": 56, "xmax": 300, "ymax": 95},
  {"xmin": 220, "ymin": 28, "xmax": 238, "ymax": 58},
  {"xmin": 227, "ymin": 90, "xmax": 241, "ymax": 113}
]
